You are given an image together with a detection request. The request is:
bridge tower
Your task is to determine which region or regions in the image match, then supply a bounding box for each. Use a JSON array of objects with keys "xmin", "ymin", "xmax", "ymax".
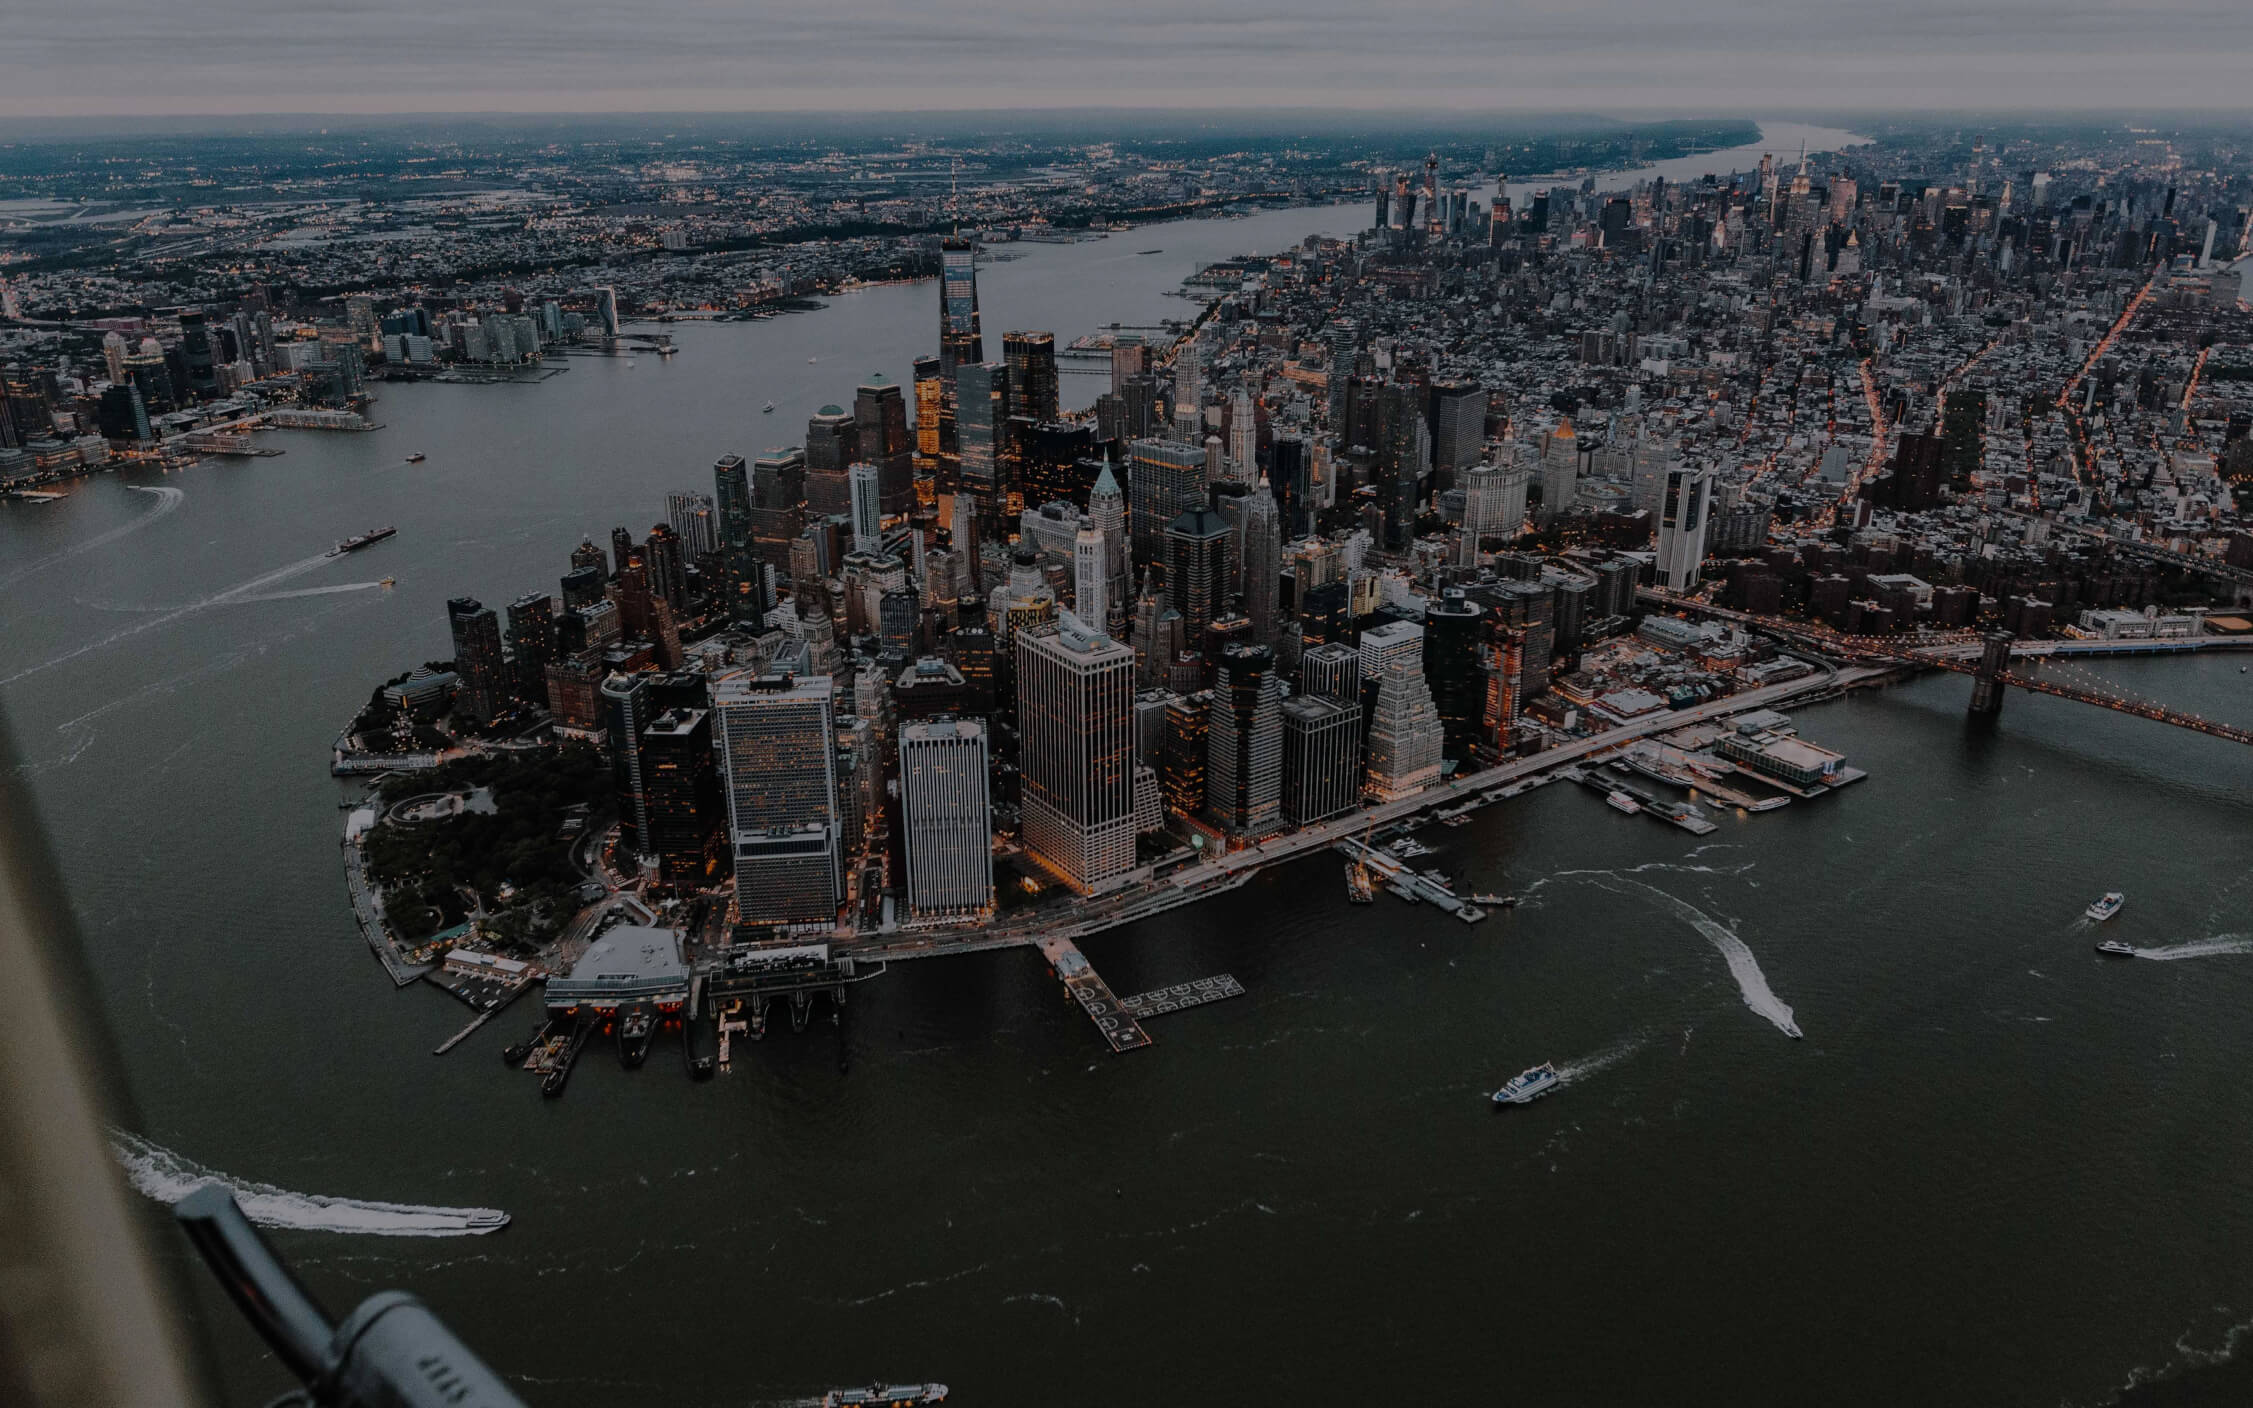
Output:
[{"xmin": 1968, "ymin": 631, "xmax": 2014, "ymax": 717}]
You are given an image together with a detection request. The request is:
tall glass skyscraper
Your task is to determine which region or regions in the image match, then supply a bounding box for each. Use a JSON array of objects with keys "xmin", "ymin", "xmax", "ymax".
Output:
[
  {"xmin": 712, "ymin": 672, "xmax": 840, "ymax": 932},
  {"xmin": 1015, "ymin": 614, "xmax": 1136, "ymax": 894}
]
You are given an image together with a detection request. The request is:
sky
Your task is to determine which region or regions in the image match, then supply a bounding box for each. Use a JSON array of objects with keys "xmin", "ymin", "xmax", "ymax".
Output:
[{"xmin": 4, "ymin": 0, "xmax": 2251, "ymax": 119}]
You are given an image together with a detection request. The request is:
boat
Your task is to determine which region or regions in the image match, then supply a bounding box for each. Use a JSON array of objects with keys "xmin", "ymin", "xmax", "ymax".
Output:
[
  {"xmin": 1138, "ymin": 248, "xmax": 1164, "ymax": 255},
  {"xmin": 463, "ymin": 1210, "xmax": 511, "ymax": 1231},
  {"xmin": 1345, "ymin": 860, "xmax": 1375, "ymax": 904},
  {"xmin": 656, "ymin": 344, "xmax": 677, "ymax": 356},
  {"xmin": 1493, "ymin": 1062, "xmax": 1561, "ymax": 1107},
  {"xmin": 2095, "ymin": 940, "xmax": 2138, "ymax": 958},
  {"xmin": 378, "ymin": 577, "xmax": 395, "ymax": 588},
  {"xmin": 685, "ymin": 1015, "xmax": 718, "ymax": 1080},
  {"xmin": 327, "ymin": 525, "xmax": 397, "ymax": 557},
  {"xmin": 2086, "ymin": 891, "xmax": 2125, "ymax": 922},
  {"xmin": 823, "ymin": 1386, "xmax": 947, "ymax": 1408},
  {"xmin": 618, "ymin": 1004, "xmax": 654, "ymax": 1069},
  {"xmin": 403, "ymin": 452, "xmax": 425, "ymax": 463},
  {"xmin": 1605, "ymin": 790, "xmax": 1641, "ymax": 816},
  {"xmin": 762, "ymin": 401, "xmax": 776, "ymax": 413}
]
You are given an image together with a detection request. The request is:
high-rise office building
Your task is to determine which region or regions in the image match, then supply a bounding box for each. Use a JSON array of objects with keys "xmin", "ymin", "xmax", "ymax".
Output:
[
  {"xmin": 1164, "ymin": 506, "xmax": 1234, "ymax": 645},
  {"xmin": 446, "ymin": 597, "xmax": 507, "ymax": 724},
  {"xmin": 712, "ymin": 672, "xmax": 841, "ymax": 930},
  {"xmin": 1015, "ymin": 613, "xmax": 1136, "ymax": 894},
  {"xmin": 1300, "ymin": 641, "xmax": 1362, "ymax": 704},
  {"xmin": 1236, "ymin": 479, "xmax": 1281, "ymax": 645},
  {"xmin": 640, "ymin": 706, "xmax": 720, "ymax": 886},
  {"xmin": 1281, "ymin": 694, "xmax": 1361, "ymax": 824},
  {"xmin": 1538, "ymin": 420, "xmax": 1579, "ymax": 525},
  {"xmin": 1003, "ymin": 331, "xmax": 1059, "ymax": 428},
  {"xmin": 1087, "ymin": 464, "xmax": 1130, "ymax": 632},
  {"xmin": 1128, "ymin": 437, "xmax": 1207, "ymax": 565},
  {"xmin": 855, "ymin": 376, "xmax": 914, "ymax": 515},
  {"xmin": 805, "ymin": 404, "xmax": 859, "ymax": 517},
  {"xmin": 955, "ymin": 360, "xmax": 1006, "ymax": 513},
  {"xmin": 1429, "ymin": 382, "xmax": 1487, "ymax": 480},
  {"xmin": 1226, "ymin": 387, "xmax": 1258, "ymax": 482},
  {"xmin": 665, "ymin": 490, "xmax": 718, "ymax": 558},
  {"xmin": 849, "ymin": 461, "xmax": 883, "ymax": 555},
  {"xmin": 1204, "ymin": 643, "xmax": 1283, "ymax": 835},
  {"xmin": 898, "ymin": 718, "xmax": 994, "ymax": 920},
  {"xmin": 1460, "ymin": 458, "xmax": 1530, "ymax": 563},
  {"xmin": 1657, "ymin": 465, "xmax": 1716, "ymax": 592},
  {"xmin": 1074, "ymin": 520, "xmax": 1110, "ymax": 629},
  {"xmin": 1161, "ymin": 690, "xmax": 1210, "ymax": 820},
  {"xmin": 1361, "ymin": 620, "xmax": 1443, "ymax": 800},
  {"xmin": 1423, "ymin": 592, "xmax": 1487, "ymax": 763},
  {"xmin": 938, "ymin": 236, "xmax": 983, "ymax": 379},
  {"xmin": 602, "ymin": 672, "xmax": 653, "ymax": 859},
  {"xmin": 505, "ymin": 593, "xmax": 556, "ymax": 707}
]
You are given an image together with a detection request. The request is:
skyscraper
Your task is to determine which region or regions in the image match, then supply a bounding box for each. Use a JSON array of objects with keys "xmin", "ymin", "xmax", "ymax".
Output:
[
  {"xmin": 640, "ymin": 706, "xmax": 720, "ymax": 886},
  {"xmin": 665, "ymin": 490, "xmax": 718, "ymax": 558},
  {"xmin": 1429, "ymin": 382, "xmax": 1487, "ymax": 481},
  {"xmin": 1281, "ymin": 694, "xmax": 1361, "ymax": 825},
  {"xmin": 1074, "ymin": 520, "xmax": 1109, "ymax": 629},
  {"xmin": 1657, "ymin": 464, "xmax": 1715, "ymax": 592},
  {"xmin": 1460, "ymin": 458, "xmax": 1530, "ymax": 564},
  {"xmin": 1003, "ymin": 330, "xmax": 1059, "ymax": 427},
  {"xmin": 505, "ymin": 593, "xmax": 556, "ymax": 707},
  {"xmin": 1300, "ymin": 641, "xmax": 1362, "ymax": 704},
  {"xmin": 1423, "ymin": 592, "xmax": 1487, "ymax": 764},
  {"xmin": 1015, "ymin": 613, "xmax": 1136, "ymax": 894},
  {"xmin": 898, "ymin": 718, "xmax": 994, "ymax": 920},
  {"xmin": 849, "ymin": 461, "xmax": 883, "ymax": 555},
  {"xmin": 602, "ymin": 672, "xmax": 653, "ymax": 860},
  {"xmin": 712, "ymin": 672, "xmax": 841, "ymax": 931},
  {"xmin": 1087, "ymin": 463, "xmax": 1130, "ymax": 633},
  {"xmin": 1226, "ymin": 387, "xmax": 1258, "ymax": 482},
  {"xmin": 446, "ymin": 597, "xmax": 507, "ymax": 724},
  {"xmin": 1361, "ymin": 621, "xmax": 1443, "ymax": 800},
  {"xmin": 1538, "ymin": 420, "xmax": 1579, "ymax": 525},
  {"xmin": 955, "ymin": 360, "xmax": 1006, "ymax": 514},
  {"xmin": 805, "ymin": 403, "xmax": 859, "ymax": 518},
  {"xmin": 1164, "ymin": 506, "xmax": 1235, "ymax": 645},
  {"xmin": 1237, "ymin": 479, "xmax": 1281, "ymax": 645},
  {"xmin": 855, "ymin": 376, "xmax": 914, "ymax": 515},
  {"xmin": 1204, "ymin": 643, "xmax": 1283, "ymax": 835},
  {"xmin": 938, "ymin": 236, "xmax": 983, "ymax": 381},
  {"xmin": 1128, "ymin": 437, "xmax": 1207, "ymax": 565}
]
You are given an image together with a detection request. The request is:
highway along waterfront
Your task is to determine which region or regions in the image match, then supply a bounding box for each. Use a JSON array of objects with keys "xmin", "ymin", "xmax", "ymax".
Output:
[{"xmin": 8, "ymin": 176, "xmax": 2253, "ymax": 1406}]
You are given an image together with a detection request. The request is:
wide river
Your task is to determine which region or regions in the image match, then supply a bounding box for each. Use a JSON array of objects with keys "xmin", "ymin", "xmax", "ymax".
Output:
[{"xmin": 8, "ymin": 122, "xmax": 2253, "ymax": 1408}]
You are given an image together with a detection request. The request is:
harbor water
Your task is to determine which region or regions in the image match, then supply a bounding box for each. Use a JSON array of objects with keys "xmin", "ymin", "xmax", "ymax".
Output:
[{"xmin": 7, "ymin": 123, "xmax": 2253, "ymax": 1407}]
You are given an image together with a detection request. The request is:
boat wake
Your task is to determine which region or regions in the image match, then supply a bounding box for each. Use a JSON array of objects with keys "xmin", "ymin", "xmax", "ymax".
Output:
[
  {"xmin": 0, "ymin": 484, "xmax": 184, "ymax": 593},
  {"xmin": 1555, "ymin": 1035, "xmax": 1646, "ymax": 1085},
  {"xmin": 1583, "ymin": 876, "xmax": 1803, "ymax": 1039},
  {"xmin": 2130, "ymin": 935, "xmax": 2253, "ymax": 962},
  {"xmin": 110, "ymin": 1131, "xmax": 509, "ymax": 1237},
  {"xmin": 1, "ymin": 550, "xmax": 339, "ymax": 686}
]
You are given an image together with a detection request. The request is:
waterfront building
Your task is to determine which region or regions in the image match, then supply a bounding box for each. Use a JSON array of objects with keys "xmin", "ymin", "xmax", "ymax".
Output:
[
  {"xmin": 805, "ymin": 404, "xmax": 859, "ymax": 518},
  {"xmin": 1281, "ymin": 694, "xmax": 1361, "ymax": 825},
  {"xmin": 446, "ymin": 597, "xmax": 507, "ymax": 725},
  {"xmin": 1015, "ymin": 613, "xmax": 1136, "ymax": 894},
  {"xmin": 899, "ymin": 718, "xmax": 994, "ymax": 921},
  {"xmin": 1361, "ymin": 620, "xmax": 1443, "ymax": 800},
  {"xmin": 505, "ymin": 592, "xmax": 556, "ymax": 708},
  {"xmin": 1423, "ymin": 591, "xmax": 1487, "ymax": 764},
  {"xmin": 1204, "ymin": 643, "xmax": 1283, "ymax": 835},
  {"xmin": 712, "ymin": 672, "xmax": 841, "ymax": 931}
]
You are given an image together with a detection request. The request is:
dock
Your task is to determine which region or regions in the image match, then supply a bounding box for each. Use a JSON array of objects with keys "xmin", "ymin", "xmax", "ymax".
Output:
[
  {"xmin": 1036, "ymin": 936, "xmax": 1151, "ymax": 1053},
  {"xmin": 1335, "ymin": 840, "xmax": 1487, "ymax": 922},
  {"xmin": 433, "ymin": 1007, "xmax": 499, "ymax": 1056},
  {"xmin": 1565, "ymin": 767, "xmax": 1720, "ymax": 835},
  {"xmin": 1120, "ymin": 974, "xmax": 1245, "ymax": 1020}
]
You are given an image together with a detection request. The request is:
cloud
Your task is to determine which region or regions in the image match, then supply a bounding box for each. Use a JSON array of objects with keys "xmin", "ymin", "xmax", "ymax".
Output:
[{"xmin": 4, "ymin": 0, "xmax": 2251, "ymax": 116}]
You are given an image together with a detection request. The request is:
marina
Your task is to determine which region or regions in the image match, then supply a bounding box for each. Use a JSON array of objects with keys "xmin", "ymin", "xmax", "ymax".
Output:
[{"xmin": 1120, "ymin": 974, "xmax": 1246, "ymax": 1020}]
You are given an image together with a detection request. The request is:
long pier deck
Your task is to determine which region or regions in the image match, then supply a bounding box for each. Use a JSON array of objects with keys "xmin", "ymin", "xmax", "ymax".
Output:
[
  {"xmin": 1121, "ymin": 975, "xmax": 1246, "ymax": 1019},
  {"xmin": 1036, "ymin": 936, "xmax": 1151, "ymax": 1052}
]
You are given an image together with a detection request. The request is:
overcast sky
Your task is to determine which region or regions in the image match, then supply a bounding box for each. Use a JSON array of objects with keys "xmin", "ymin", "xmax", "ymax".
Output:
[{"xmin": 6, "ymin": 0, "xmax": 2251, "ymax": 119}]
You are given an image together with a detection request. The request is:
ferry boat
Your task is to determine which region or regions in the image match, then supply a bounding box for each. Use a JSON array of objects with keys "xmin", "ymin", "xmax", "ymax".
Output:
[
  {"xmin": 327, "ymin": 525, "xmax": 397, "ymax": 557},
  {"xmin": 1493, "ymin": 1062, "xmax": 1561, "ymax": 1107},
  {"xmin": 618, "ymin": 1005, "xmax": 655, "ymax": 1068},
  {"xmin": 2086, "ymin": 891, "xmax": 2126, "ymax": 922},
  {"xmin": 463, "ymin": 1209, "xmax": 512, "ymax": 1231},
  {"xmin": 823, "ymin": 1385, "xmax": 947, "ymax": 1408},
  {"xmin": 1605, "ymin": 790, "xmax": 1641, "ymax": 816},
  {"xmin": 2095, "ymin": 939, "xmax": 2138, "ymax": 958}
]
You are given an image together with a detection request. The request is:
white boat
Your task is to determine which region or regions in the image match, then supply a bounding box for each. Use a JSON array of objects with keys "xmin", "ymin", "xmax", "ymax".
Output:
[
  {"xmin": 2095, "ymin": 940, "xmax": 2137, "ymax": 958},
  {"xmin": 2086, "ymin": 891, "xmax": 2125, "ymax": 922},
  {"xmin": 762, "ymin": 401, "xmax": 776, "ymax": 413},
  {"xmin": 1606, "ymin": 790, "xmax": 1641, "ymax": 816},
  {"xmin": 1493, "ymin": 1063, "xmax": 1560, "ymax": 1106}
]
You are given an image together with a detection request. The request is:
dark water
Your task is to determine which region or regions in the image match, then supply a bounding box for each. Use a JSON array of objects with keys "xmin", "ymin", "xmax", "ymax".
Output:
[{"xmin": 5, "ymin": 187, "xmax": 2253, "ymax": 1408}]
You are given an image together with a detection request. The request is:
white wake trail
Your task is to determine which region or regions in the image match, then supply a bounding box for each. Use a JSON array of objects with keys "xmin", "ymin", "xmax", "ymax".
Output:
[
  {"xmin": 2130, "ymin": 935, "xmax": 2253, "ymax": 962},
  {"xmin": 0, "ymin": 483, "xmax": 184, "ymax": 592},
  {"xmin": 1, "ymin": 551, "xmax": 341, "ymax": 686},
  {"xmin": 111, "ymin": 1131, "xmax": 509, "ymax": 1237},
  {"xmin": 1584, "ymin": 876, "xmax": 1803, "ymax": 1038},
  {"xmin": 1555, "ymin": 1035, "xmax": 1646, "ymax": 1084}
]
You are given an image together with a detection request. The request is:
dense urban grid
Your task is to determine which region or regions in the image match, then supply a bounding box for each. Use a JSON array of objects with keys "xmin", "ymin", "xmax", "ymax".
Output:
[{"xmin": 8, "ymin": 117, "xmax": 2252, "ymax": 1068}]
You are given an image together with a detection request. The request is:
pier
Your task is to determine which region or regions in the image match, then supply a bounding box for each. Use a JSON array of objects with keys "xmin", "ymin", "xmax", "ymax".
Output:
[
  {"xmin": 1335, "ymin": 839, "xmax": 1487, "ymax": 922},
  {"xmin": 1564, "ymin": 766, "xmax": 1721, "ymax": 835},
  {"xmin": 1036, "ymin": 936, "xmax": 1151, "ymax": 1052},
  {"xmin": 1120, "ymin": 974, "xmax": 1245, "ymax": 1020}
]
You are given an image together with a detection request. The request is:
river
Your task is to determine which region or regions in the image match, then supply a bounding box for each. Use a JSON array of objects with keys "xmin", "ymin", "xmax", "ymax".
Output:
[{"xmin": 7, "ymin": 121, "xmax": 2253, "ymax": 1408}]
